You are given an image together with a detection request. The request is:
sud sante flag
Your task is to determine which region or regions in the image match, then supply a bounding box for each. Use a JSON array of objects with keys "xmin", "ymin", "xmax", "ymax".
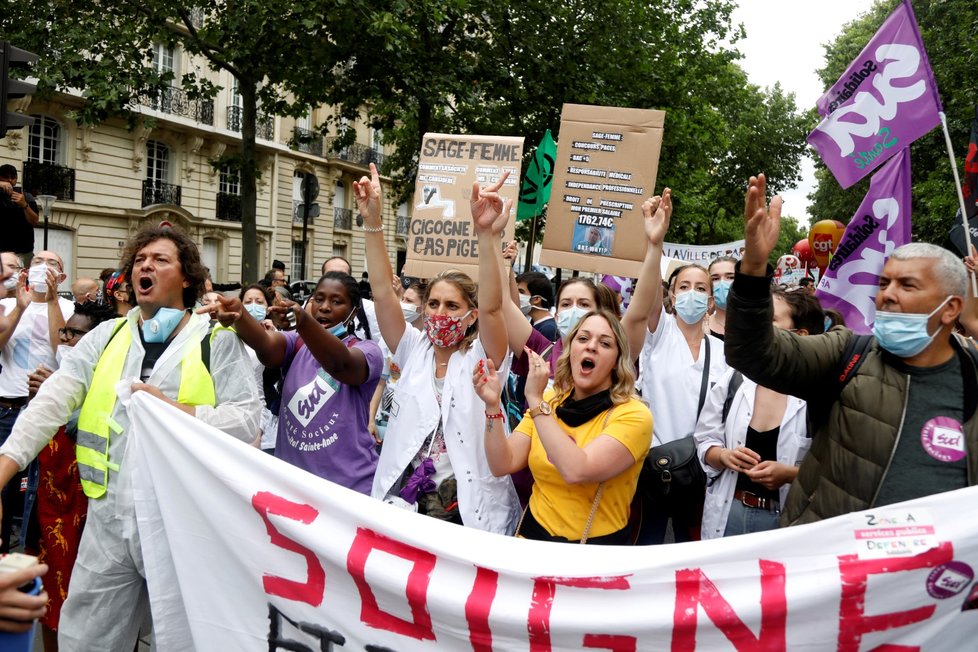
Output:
[
  {"xmin": 815, "ymin": 149, "xmax": 912, "ymax": 333},
  {"xmin": 808, "ymin": 0, "xmax": 942, "ymax": 189}
]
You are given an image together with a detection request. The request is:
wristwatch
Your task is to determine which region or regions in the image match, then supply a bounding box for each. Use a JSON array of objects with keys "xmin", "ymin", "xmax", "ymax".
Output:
[{"xmin": 527, "ymin": 399, "xmax": 552, "ymax": 419}]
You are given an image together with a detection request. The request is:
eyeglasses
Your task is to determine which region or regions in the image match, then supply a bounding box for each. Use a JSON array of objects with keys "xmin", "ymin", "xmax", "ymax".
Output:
[{"xmin": 59, "ymin": 327, "xmax": 90, "ymax": 339}]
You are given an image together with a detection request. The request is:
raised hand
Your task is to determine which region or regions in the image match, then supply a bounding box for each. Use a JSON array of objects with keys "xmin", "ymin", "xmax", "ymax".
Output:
[
  {"xmin": 43, "ymin": 267, "xmax": 59, "ymax": 303},
  {"xmin": 742, "ymin": 174, "xmax": 782, "ymax": 274},
  {"xmin": 641, "ymin": 188, "xmax": 672, "ymax": 247},
  {"xmin": 353, "ymin": 162, "xmax": 383, "ymax": 228},
  {"xmin": 470, "ymin": 170, "xmax": 512, "ymax": 236},
  {"xmin": 472, "ymin": 357, "xmax": 503, "ymax": 407},
  {"xmin": 523, "ymin": 346, "xmax": 550, "ymax": 406},
  {"xmin": 196, "ymin": 293, "xmax": 242, "ymax": 327}
]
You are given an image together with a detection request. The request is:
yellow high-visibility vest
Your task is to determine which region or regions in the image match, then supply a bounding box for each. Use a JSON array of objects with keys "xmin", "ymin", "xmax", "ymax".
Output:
[{"xmin": 75, "ymin": 319, "xmax": 219, "ymax": 498}]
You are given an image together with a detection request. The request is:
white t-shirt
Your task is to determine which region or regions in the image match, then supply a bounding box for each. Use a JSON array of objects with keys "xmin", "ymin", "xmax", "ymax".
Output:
[
  {"xmin": 639, "ymin": 308, "xmax": 728, "ymax": 447},
  {"xmin": 0, "ymin": 297, "xmax": 75, "ymax": 398}
]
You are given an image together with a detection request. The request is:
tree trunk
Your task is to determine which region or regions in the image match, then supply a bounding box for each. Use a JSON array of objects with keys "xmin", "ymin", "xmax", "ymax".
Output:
[{"xmin": 239, "ymin": 80, "xmax": 259, "ymax": 284}]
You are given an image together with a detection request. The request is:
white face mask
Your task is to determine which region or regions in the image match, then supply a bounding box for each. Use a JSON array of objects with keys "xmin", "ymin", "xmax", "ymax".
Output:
[
  {"xmin": 401, "ymin": 302, "xmax": 421, "ymax": 323},
  {"xmin": 28, "ymin": 264, "xmax": 48, "ymax": 294},
  {"xmin": 557, "ymin": 306, "xmax": 589, "ymax": 335},
  {"xmin": 519, "ymin": 294, "xmax": 533, "ymax": 316}
]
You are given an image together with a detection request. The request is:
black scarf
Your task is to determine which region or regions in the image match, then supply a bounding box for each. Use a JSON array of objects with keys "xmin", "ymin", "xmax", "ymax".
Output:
[{"xmin": 555, "ymin": 389, "xmax": 614, "ymax": 427}]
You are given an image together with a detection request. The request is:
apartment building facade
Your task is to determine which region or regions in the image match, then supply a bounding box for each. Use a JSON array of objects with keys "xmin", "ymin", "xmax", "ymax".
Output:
[{"xmin": 0, "ymin": 42, "xmax": 412, "ymax": 286}]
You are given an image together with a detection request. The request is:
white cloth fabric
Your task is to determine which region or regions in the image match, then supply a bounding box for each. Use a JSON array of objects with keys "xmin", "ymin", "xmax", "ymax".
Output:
[
  {"xmin": 639, "ymin": 307, "xmax": 728, "ymax": 447},
  {"xmin": 694, "ymin": 369, "xmax": 811, "ymax": 540},
  {"xmin": 0, "ymin": 297, "xmax": 74, "ymax": 397},
  {"xmin": 0, "ymin": 308, "xmax": 260, "ymax": 651},
  {"xmin": 372, "ymin": 326, "xmax": 520, "ymax": 534}
]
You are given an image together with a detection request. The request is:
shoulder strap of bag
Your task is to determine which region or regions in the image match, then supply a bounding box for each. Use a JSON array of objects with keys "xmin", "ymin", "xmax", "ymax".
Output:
[
  {"xmin": 721, "ymin": 370, "xmax": 744, "ymax": 423},
  {"xmin": 697, "ymin": 336, "xmax": 711, "ymax": 418},
  {"xmin": 579, "ymin": 405, "xmax": 619, "ymax": 543},
  {"xmin": 807, "ymin": 333, "xmax": 873, "ymax": 436}
]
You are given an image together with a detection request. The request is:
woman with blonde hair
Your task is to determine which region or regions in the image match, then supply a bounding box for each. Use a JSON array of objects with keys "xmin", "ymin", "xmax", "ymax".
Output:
[
  {"xmin": 475, "ymin": 309, "xmax": 652, "ymax": 544},
  {"xmin": 358, "ymin": 164, "xmax": 520, "ymax": 533}
]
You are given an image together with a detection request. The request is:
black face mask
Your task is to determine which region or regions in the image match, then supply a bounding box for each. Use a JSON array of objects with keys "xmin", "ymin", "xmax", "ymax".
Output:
[{"xmin": 555, "ymin": 389, "xmax": 614, "ymax": 427}]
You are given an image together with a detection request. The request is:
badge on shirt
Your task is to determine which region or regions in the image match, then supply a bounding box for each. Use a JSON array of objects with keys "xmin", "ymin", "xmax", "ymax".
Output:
[
  {"xmin": 920, "ymin": 417, "xmax": 966, "ymax": 463},
  {"xmin": 286, "ymin": 369, "xmax": 340, "ymax": 428}
]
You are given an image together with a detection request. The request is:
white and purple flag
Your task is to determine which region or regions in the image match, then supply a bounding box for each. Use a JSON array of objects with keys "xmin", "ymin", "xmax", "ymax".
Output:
[
  {"xmin": 816, "ymin": 149, "xmax": 912, "ymax": 333},
  {"xmin": 808, "ymin": 0, "xmax": 941, "ymax": 189},
  {"xmin": 815, "ymin": 149, "xmax": 910, "ymax": 333}
]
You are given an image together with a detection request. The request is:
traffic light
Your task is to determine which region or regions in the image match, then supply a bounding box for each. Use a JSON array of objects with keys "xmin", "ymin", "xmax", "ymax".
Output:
[{"xmin": 1, "ymin": 41, "xmax": 38, "ymax": 137}]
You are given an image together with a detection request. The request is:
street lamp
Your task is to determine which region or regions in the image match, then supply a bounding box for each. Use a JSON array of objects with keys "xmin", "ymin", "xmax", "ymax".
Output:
[{"xmin": 36, "ymin": 194, "xmax": 56, "ymax": 250}]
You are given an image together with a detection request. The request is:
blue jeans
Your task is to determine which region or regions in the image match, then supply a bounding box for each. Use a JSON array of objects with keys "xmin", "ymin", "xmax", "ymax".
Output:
[{"xmin": 722, "ymin": 499, "xmax": 780, "ymax": 537}]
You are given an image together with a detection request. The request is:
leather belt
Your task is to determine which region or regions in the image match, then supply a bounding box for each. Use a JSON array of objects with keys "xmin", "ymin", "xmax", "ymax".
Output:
[
  {"xmin": 0, "ymin": 396, "xmax": 27, "ymax": 409},
  {"xmin": 734, "ymin": 489, "xmax": 779, "ymax": 512}
]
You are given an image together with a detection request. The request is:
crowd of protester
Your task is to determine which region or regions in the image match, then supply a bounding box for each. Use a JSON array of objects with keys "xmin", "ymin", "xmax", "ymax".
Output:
[{"xmin": 0, "ymin": 168, "xmax": 977, "ymax": 649}]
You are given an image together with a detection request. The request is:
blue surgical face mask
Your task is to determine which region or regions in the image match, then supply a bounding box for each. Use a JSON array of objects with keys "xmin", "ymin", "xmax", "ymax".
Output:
[
  {"xmin": 674, "ymin": 290, "xmax": 709, "ymax": 325},
  {"xmin": 329, "ymin": 310, "xmax": 355, "ymax": 339},
  {"xmin": 245, "ymin": 303, "xmax": 267, "ymax": 321},
  {"xmin": 712, "ymin": 280, "xmax": 732, "ymax": 310},
  {"xmin": 872, "ymin": 296, "xmax": 952, "ymax": 358},
  {"xmin": 141, "ymin": 307, "xmax": 186, "ymax": 343},
  {"xmin": 557, "ymin": 305, "xmax": 588, "ymax": 335}
]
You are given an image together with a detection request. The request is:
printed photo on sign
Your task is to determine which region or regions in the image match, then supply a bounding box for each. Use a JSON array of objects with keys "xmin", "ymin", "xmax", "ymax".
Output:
[{"xmin": 572, "ymin": 220, "xmax": 615, "ymax": 256}]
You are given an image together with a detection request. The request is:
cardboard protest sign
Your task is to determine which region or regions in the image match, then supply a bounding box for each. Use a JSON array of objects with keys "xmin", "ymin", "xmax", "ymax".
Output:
[
  {"xmin": 132, "ymin": 394, "xmax": 978, "ymax": 651},
  {"xmin": 540, "ymin": 104, "xmax": 665, "ymax": 277},
  {"xmin": 402, "ymin": 133, "xmax": 523, "ymax": 278}
]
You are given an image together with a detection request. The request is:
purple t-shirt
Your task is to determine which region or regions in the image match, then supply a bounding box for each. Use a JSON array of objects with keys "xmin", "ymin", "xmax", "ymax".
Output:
[
  {"xmin": 511, "ymin": 327, "xmax": 563, "ymax": 378},
  {"xmin": 276, "ymin": 331, "xmax": 383, "ymax": 494}
]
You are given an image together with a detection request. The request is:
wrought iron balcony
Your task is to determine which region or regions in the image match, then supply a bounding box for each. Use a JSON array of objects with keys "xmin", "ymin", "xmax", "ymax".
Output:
[
  {"xmin": 291, "ymin": 127, "xmax": 323, "ymax": 156},
  {"xmin": 22, "ymin": 160, "xmax": 75, "ymax": 201},
  {"xmin": 227, "ymin": 105, "xmax": 274, "ymax": 140},
  {"xmin": 396, "ymin": 214, "xmax": 410, "ymax": 236},
  {"xmin": 322, "ymin": 137, "xmax": 386, "ymax": 171},
  {"xmin": 333, "ymin": 207, "xmax": 353, "ymax": 231},
  {"xmin": 216, "ymin": 192, "xmax": 241, "ymax": 221},
  {"xmin": 142, "ymin": 179, "xmax": 182, "ymax": 206},
  {"xmin": 139, "ymin": 85, "xmax": 214, "ymax": 125}
]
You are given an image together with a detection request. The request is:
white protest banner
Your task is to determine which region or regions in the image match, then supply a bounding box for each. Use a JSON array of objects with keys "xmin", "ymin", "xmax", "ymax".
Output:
[
  {"xmin": 130, "ymin": 394, "xmax": 978, "ymax": 651},
  {"xmin": 540, "ymin": 104, "xmax": 665, "ymax": 278},
  {"xmin": 661, "ymin": 240, "xmax": 746, "ymax": 265},
  {"xmin": 402, "ymin": 133, "xmax": 523, "ymax": 278}
]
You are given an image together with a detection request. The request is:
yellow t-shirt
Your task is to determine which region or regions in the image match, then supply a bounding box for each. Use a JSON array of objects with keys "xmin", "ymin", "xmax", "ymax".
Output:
[{"xmin": 515, "ymin": 391, "xmax": 652, "ymax": 539}]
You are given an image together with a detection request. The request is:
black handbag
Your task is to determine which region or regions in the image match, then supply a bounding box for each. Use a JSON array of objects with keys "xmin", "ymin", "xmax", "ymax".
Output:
[
  {"xmin": 639, "ymin": 435, "xmax": 706, "ymax": 501},
  {"xmin": 639, "ymin": 337, "xmax": 710, "ymax": 503}
]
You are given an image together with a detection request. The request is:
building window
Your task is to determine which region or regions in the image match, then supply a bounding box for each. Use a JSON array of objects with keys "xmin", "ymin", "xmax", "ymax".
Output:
[
  {"xmin": 146, "ymin": 140, "xmax": 170, "ymax": 183},
  {"xmin": 332, "ymin": 243, "xmax": 347, "ymax": 259},
  {"xmin": 296, "ymin": 108, "xmax": 312, "ymax": 132},
  {"xmin": 27, "ymin": 116, "xmax": 62, "ymax": 164},
  {"xmin": 219, "ymin": 165, "xmax": 239, "ymax": 195},
  {"xmin": 291, "ymin": 241, "xmax": 305, "ymax": 281},
  {"xmin": 202, "ymin": 238, "xmax": 220, "ymax": 281},
  {"xmin": 152, "ymin": 42, "xmax": 175, "ymax": 75},
  {"xmin": 371, "ymin": 128, "xmax": 383, "ymax": 153}
]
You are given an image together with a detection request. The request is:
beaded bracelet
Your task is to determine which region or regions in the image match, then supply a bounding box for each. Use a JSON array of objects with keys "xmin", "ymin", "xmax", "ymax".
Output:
[
  {"xmin": 485, "ymin": 411, "xmax": 505, "ymax": 420},
  {"xmin": 362, "ymin": 223, "xmax": 384, "ymax": 233}
]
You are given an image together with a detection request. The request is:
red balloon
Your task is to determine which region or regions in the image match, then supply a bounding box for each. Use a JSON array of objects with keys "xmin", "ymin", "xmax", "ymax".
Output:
[{"xmin": 791, "ymin": 239, "xmax": 817, "ymax": 267}]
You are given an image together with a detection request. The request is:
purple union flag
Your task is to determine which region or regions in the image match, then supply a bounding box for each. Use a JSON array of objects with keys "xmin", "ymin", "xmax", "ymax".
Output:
[
  {"xmin": 808, "ymin": 0, "xmax": 941, "ymax": 189},
  {"xmin": 815, "ymin": 149, "xmax": 912, "ymax": 333}
]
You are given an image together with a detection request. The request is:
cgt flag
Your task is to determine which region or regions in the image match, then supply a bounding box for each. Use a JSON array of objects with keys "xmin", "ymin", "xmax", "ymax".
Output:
[
  {"xmin": 808, "ymin": 0, "xmax": 941, "ymax": 189},
  {"xmin": 816, "ymin": 149, "xmax": 912, "ymax": 333},
  {"xmin": 517, "ymin": 129, "xmax": 557, "ymax": 222}
]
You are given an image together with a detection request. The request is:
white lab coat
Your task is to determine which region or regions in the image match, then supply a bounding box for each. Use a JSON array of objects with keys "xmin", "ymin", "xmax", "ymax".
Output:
[
  {"xmin": 372, "ymin": 327, "xmax": 520, "ymax": 534},
  {"xmin": 694, "ymin": 368, "xmax": 811, "ymax": 540},
  {"xmin": 0, "ymin": 309, "xmax": 261, "ymax": 650}
]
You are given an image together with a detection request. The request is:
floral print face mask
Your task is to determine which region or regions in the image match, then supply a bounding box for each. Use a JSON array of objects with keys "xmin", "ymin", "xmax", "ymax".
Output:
[{"xmin": 423, "ymin": 310, "xmax": 472, "ymax": 348}]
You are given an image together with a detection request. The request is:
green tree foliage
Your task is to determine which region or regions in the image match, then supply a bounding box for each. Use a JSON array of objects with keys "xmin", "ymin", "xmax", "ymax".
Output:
[
  {"xmin": 327, "ymin": 0, "xmax": 810, "ymax": 248},
  {"xmin": 2, "ymin": 1, "xmax": 351, "ymax": 283},
  {"xmin": 808, "ymin": 0, "xmax": 978, "ymax": 246}
]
